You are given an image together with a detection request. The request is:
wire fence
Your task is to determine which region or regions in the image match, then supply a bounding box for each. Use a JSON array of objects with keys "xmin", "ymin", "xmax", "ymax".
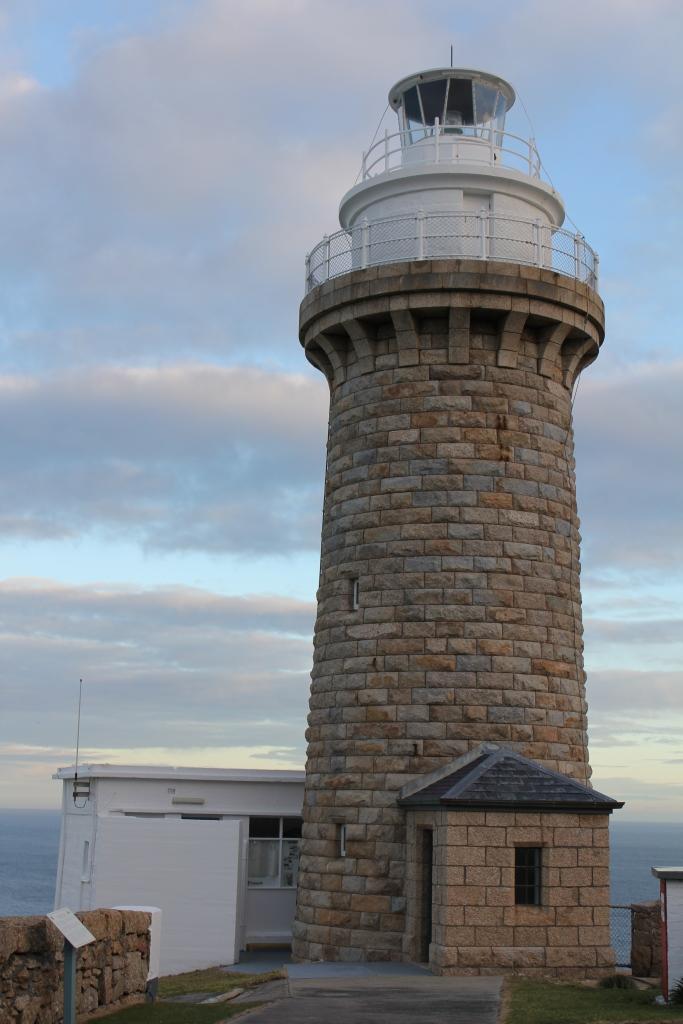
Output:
[
  {"xmin": 305, "ymin": 211, "xmax": 598, "ymax": 293},
  {"xmin": 610, "ymin": 904, "xmax": 633, "ymax": 968}
]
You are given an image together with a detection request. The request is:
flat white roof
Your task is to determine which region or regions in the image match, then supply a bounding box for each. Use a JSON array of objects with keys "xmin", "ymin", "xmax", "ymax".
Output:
[
  {"xmin": 652, "ymin": 867, "xmax": 683, "ymax": 881},
  {"xmin": 54, "ymin": 763, "xmax": 306, "ymax": 784}
]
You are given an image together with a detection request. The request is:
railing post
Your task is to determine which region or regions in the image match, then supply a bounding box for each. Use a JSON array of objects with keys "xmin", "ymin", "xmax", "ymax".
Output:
[
  {"xmin": 323, "ymin": 234, "xmax": 330, "ymax": 281},
  {"xmin": 417, "ymin": 209, "xmax": 425, "ymax": 260},
  {"xmin": 434, "ymin": 118, "xmax": 440, "ymax": 164},
  {"xmin": 489, "ymin": 123, "xmax": 495, "ymax": 166},
  {"xmin": 593, "ymin": 252, "xmax": 600, "ymax": 289},
  {"xmin": 479, "ymin": 208, "xmax": 487, "ymax": 260},
  {"xmin": 574, "ymin": 234, "xmax": 583, "ymax": 280},
  {"xmin": 305, "ymin": 252, "xmax": 311, "ymax": 291},
  {"xmin": 361, "ymin": 218, "xmax": 369, "ymax": 269},
  {"xmin": 533, "ymin": 219, "xmax": 541, "ymax": 267},
  {"xmin": 361, "ymin": 150, "xmax": 367, "ymax": 180}
]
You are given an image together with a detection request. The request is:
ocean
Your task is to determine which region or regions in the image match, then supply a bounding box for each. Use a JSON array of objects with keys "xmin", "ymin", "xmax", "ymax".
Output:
[
  {"xmin": 0, "ymin": 810, "xmax": 681, "ymax": 961},
  {"xmin": 0, "ymin": 809, "xmax": 62, "ymax": 916}
]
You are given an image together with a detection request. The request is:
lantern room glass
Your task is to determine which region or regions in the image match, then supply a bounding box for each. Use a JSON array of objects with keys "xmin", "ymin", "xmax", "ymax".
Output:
[{"xmin": 397, "ymin": 74, "xmax": 509, "ymax": 143}]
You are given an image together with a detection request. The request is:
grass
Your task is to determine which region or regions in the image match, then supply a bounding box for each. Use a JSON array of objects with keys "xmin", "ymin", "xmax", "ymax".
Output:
[
  {"xmin": 98, "ymin": 1003, "xmax": 257, "ymax": 1023},
  {"xmin": 506, "ymin": 977, "xmax": 683, "ymax": 1024},
  {"xmin": 158, "ymin": 967, "xmax": 283, "ymax": 998},
  {"xmin": 99, "ymin": 967, "xmax": 284, "ymax": 1022}
]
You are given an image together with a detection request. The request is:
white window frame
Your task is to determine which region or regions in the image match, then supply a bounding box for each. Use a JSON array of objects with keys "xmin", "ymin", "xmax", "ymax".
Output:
[{"xmin": 247, "ymin": 816, "xmax": 301, "ymax": 890}]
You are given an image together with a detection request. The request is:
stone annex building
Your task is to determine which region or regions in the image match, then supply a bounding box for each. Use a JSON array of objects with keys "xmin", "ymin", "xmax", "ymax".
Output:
[{"xmin": 292, "ymin": 67, "xmax": 623, "ymax": 977}]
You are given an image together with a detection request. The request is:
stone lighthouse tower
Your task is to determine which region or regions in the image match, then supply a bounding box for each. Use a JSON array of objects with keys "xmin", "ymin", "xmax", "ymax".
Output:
[{"xmin": 294, "ymin": 68, "xmax": 621, "ymax": 976}]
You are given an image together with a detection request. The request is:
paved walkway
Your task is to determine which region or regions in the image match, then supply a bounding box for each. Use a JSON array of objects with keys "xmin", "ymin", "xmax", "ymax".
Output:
[{"xmin": 236, "ymin": 966, "xmax": 502, "ymax": 1024}]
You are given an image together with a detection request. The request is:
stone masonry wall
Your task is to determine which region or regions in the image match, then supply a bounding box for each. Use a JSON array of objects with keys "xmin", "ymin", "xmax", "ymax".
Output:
[
  {"xmin": 631, "ymin": 901, "xmax": 661, "ymax": 978},
  {"xmin": 405, "ymin": 809, "xmax": 613, "ymax": 979},
  {"xmin": 0, "ymin": 909, "xmax": 151, "ymax": 1024},
  {"xmin": 293, "ymin": 260, "xmax": 606, "ymax": 962}
]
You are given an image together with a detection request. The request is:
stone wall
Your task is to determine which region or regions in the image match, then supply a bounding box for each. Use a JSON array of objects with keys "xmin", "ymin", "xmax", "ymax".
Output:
[
  {"xmin": 293, "ymin": 260, "xmax": 607, "ymax": 962},
  {"xmin": 0, "ymin": 909, "xmax": 151, "ymax": 1023},
  {"xmin": 405, "ymin": 808, "xmax": 613, "ymax": 979},
  {"xmin": 631, "ymin": 901, "xmax": 661, "ymax": 978}
]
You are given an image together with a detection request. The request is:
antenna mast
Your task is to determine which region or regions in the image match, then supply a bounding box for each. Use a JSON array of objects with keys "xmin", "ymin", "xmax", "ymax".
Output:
[{"xmin": 72, "ymin": 678, "xmax": 88, "ymax": 806}]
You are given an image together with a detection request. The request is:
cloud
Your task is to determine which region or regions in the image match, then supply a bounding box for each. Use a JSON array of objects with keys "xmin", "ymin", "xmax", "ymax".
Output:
[
  {"xmin": 3, "ymin": 354, "xmax": 681, "ymax": 571},
  {"xmin": 589, "ymin": 774, "xmax": 683, "ymax": 819},
  {"xmin": 587, "ymin": 670, "xmax": 683, "ymax": 714},
  {"xmin": 0, "ymin": 0, "xmax": 439, "ymax": 370},
  {"xmin": 0, "ymin": 0, "xmax": 682, "ymax": 817},
  {"xmin": 575, "ymin": 359, "xmax": 683, "ymax": 574},
  {"xmin": 0, "ymin": 578, "xmax": 314, "ymax": 761},
  {"xmin": 587, "ymin": 619, "xmax": 683, "ymax": 647},
  {"xmin": 0, "ymin": 0, "xmax": 679, "ymax": 370},
  {"xmin": 0, "ymin": 364, "xmax": 327, "ymax": 553}
]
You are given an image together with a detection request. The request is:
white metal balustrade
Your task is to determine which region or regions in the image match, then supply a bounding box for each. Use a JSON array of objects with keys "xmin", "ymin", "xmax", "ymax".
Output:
[
  {"xmin": 305, "ymin": 211, "xmax": 598, "ymax": 293},
  {"xmin": 360, "ymin": 122, "xmax": 543, "ymax": 181}
]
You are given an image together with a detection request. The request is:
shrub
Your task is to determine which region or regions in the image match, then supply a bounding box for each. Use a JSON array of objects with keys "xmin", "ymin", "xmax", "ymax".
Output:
[
  {"xmin": 670, "ymin": 976, "xmax": 683, "ymax": 1004},
  {"xmin": 598, "ymin": 973, "xmax": 637, "ymax": 989}
]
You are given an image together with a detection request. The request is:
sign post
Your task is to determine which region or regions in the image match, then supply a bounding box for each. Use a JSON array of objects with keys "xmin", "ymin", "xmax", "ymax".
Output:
[{"xmin": 47, "ymin": 908, "xmax": 96, "ymax": 1024}]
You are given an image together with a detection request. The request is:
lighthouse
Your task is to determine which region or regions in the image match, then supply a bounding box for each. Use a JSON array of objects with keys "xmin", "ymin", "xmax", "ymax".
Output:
[{"xmin": 294, "ymin": 68, "xmax": 621, "ymax": 977}]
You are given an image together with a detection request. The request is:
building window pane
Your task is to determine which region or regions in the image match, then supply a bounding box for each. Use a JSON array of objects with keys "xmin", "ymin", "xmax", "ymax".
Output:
[
  {"xmin": 281, "ymin": 839, "xmax": 300, "ymax": 887},
  {"xmin": 248, "ymin": 839, "xmax": 280, "ymax": 886},
  {"xmin": 249, "ymin": 816, "xmax": 280, "ymax": 838},
  {"xmin": 248, "ymin": 816, "xmax": 303, "ymax": 888},
  {"xmin": 403, "ymin": 86, "xmax": 422, "ymax": 125},
  {"xmin": 418, "ymin": 80, "xmax": 447, "ymax": 125},
  {"xmin": 282, "ymin": 817, "xmax": 302, "ymax": 839},
  {"xmin": 446, "ymin": 78, "xmax": 474, "ymax": 128},
  {"xmin": 515, "ymin": 846, "xmax": 542, "ymax": 905}
]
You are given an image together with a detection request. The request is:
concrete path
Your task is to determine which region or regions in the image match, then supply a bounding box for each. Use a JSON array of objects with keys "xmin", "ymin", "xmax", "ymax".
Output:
[
  {"xmin": 221, "ymin": 950, "xmax": 292, "ymax": 974},
  {"xmin": 239, "ymin": 970, "xmax": 503, "ymax": 1023}
]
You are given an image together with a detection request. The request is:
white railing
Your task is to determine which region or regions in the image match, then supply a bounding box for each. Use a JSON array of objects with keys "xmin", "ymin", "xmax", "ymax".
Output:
[
  {"xmin": 360, "ymin": 122, "xmax": 543, "ymax": 182},
  {"xmin": 305, "ymin": 211, "xmax": 599, "ymax": 293}
]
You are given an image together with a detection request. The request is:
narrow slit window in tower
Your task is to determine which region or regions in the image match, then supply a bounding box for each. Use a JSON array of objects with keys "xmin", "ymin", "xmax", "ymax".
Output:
[{"xmin": 515, "ymin": 846, "xmax": 542, "ymax": 905}]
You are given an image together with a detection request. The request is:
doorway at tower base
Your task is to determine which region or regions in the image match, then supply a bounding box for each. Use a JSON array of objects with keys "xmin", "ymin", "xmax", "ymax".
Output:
[{"xmin": 399, "ymin": 744, "xmax": 623, "ymax": 978}]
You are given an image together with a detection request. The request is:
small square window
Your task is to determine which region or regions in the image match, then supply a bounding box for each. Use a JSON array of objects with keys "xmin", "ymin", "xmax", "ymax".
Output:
[
  {"xmin": 249, "ymin": 816, "xmax": 280, "ymax": 838},
  {"xmin": 282, "ymin": 817, "xmax": 302, "ymax": 839},
  {"xmin": 351, "ymin": 579, "xmax": 360, "ymax": 610},
  {"xmin": 515, "ymin": 846, "xmax": 542, "ymax": 906}
]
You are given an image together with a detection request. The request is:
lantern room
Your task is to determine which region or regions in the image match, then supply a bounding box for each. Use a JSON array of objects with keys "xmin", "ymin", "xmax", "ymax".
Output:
[
  {"xmin": 389, "ymin": 68, "xmax": 515, "ymax": 139},
  {"xmin": 304, "ymin": 67, "xmax": 598, "ymax": 293}
]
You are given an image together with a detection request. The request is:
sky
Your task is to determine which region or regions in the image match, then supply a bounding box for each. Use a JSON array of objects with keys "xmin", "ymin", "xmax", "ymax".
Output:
[{"xmin": 0, "ymin": 0, "xmax": 681, "ymax": 819}]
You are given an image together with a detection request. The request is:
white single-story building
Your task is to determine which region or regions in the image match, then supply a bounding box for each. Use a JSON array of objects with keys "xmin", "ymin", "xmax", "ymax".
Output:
[{"xmin": 53, "ymin": 764, "xmax": 305, "ymax": 974}]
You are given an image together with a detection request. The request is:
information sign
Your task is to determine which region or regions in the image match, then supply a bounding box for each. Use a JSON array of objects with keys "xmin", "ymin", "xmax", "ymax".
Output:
[{"xmin": 47, "ymin": 908, "xmax": 95, "ymax": 949}]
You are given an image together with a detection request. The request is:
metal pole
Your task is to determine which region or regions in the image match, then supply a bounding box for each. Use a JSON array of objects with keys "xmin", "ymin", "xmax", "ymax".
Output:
[
  {"xmin": 533, "ymin": 219, "xmax": 541, "ymax": 267},
  {"xmin": 417, "ymin": 210, "xmax": 425, "ymax": 260},
  {"xmin": 434, "ymin": 117, "xmax": 440, "ymax": 164},
  {"xmin": 64, "ymin": 940, "xmax": 77, "ymax": 1024},
  {"xmin": 361, "ymin": 219, "xmax": 369, "ymax": 269},
  {"xmin": 574, "ymin": 234, "xmax": 582, "ymax": 280},
  {"xmin": 480, "ymin": 209, "xmax": 487, "ymax": 260}
]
